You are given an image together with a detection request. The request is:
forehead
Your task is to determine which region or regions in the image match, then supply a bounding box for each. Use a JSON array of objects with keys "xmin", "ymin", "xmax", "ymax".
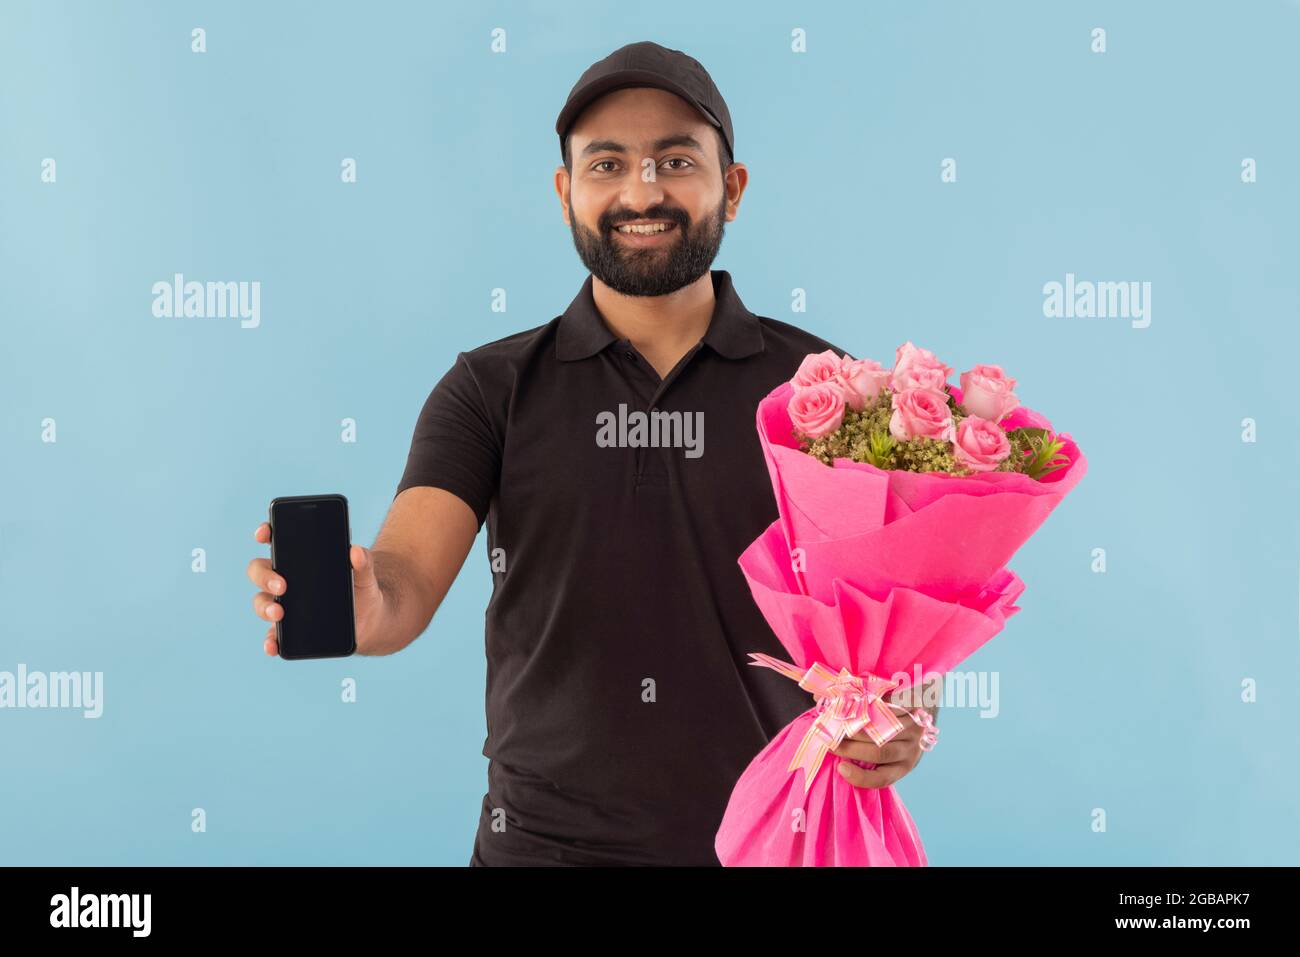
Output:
[{"xmin": 569, "ymin": 87, "xmax": 715, "ymax": 154}]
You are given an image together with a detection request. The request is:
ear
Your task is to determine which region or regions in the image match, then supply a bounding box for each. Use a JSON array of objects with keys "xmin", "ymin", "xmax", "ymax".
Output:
[
  {"xmin": 554, "ymin": 166, "xmax": 572, "ymax": 226},
  {"xmin": 723, "ymin": 162, "xmax": 748, "ymax": 222}
]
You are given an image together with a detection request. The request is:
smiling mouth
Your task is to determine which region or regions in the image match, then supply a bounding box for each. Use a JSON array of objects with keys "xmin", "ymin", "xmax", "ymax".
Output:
[{"xmin": 613, "ymin": 221, "xmax": 679, "ymax": 236}]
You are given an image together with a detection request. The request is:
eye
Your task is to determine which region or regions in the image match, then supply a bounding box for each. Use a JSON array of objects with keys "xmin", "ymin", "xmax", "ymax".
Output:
[
  {"xmin": 662, "ymin": 157, "xmax": 693, "ymax": 170},
  {"xmin": 592, "ymin": 160, "xmax": 619, "ymax": 173}
]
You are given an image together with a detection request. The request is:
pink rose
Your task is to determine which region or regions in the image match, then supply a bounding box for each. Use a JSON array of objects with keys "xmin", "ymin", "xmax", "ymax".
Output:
[
  {"xmin": 889, "ymin": 388, "xmax": 956, "ymax": 442},
  {"xmin": 952, "ymin": 415, "xmax": 1011, "ymax": 472},
  {"xmin": 791, "ymin": 350, "xmax": 847, "ymax": 393},
  {"xmin": 959, "ymin": 364, "xmax": 1019, "ymax": 422},
  {"xmin": 788, "ymin": 383, "xmax": 846, "ymax": 439},
  {"xmin": 835, "ymin": 357, "xmax": 891, "ymax": 411},
  {"xmin": 891, "ymin": 341, "xmax": 953, "ymax": 393}
]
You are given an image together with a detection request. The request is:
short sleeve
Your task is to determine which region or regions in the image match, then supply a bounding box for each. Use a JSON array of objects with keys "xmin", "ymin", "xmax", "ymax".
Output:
[{"xmin": 394, "ymin": 353, "xmax": 501, "ymax": 529}]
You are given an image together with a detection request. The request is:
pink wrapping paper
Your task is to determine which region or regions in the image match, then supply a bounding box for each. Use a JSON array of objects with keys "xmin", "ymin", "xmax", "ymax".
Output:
[
  {"xmin": 714, "ymin": 379, "xmax": 1086, "ymax": 866},
  {"xmin": 758, "ymin": 382, "xmax": 1087, "ymax": 604}
]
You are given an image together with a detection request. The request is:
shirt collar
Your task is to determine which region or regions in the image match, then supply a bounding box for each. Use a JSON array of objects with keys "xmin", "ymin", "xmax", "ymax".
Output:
[{"xmin": 556, "ymin": 269, "xmax": 765, "ymax": 361}]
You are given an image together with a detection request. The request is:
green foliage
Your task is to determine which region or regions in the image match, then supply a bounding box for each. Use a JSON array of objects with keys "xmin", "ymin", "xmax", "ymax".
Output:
[
  {"xmin": 1013, "ymin": 427, "xmax": 1070, "ymax": 479},
  {"xmin": 863, "ymin": 430, "xmax": 896, "ymax": 469},
  {"xmin": 797, "ymin": 389, "xmax": 1067, "ymax": 481}
]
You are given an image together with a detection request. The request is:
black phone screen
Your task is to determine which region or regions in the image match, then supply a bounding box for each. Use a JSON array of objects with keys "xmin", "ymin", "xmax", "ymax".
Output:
[{"xmin": 269, "ymin": 495, "xmax": 356, "ymax": 659}]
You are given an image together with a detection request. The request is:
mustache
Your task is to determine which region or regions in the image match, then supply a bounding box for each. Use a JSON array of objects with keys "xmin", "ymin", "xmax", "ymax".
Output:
[{"xmin": 602, "ymin": 209, "xmax": 689, "ymax": 231}]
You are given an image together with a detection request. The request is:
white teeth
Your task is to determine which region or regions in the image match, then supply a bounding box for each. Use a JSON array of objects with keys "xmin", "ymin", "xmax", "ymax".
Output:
[{"xmin": 617, "ymin": 223, "xmax": 671, "ymax": 234}]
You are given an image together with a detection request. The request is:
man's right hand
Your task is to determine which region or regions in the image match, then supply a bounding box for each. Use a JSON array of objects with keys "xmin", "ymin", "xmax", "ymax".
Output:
[{"xmin": 246, "ymin": 521, "xmax": 387, "ymax": 657}]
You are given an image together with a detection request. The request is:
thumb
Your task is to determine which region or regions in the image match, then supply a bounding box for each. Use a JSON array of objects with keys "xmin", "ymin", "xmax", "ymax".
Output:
[{"xmin": 351, "ymin": 544, "xmax": 379, "ymax": 591}]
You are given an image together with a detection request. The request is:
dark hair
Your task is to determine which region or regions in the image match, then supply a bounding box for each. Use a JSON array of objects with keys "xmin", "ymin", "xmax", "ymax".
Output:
[{"xmin": 562, "ymin": 127, "xmax": 733, "ymax": 180}]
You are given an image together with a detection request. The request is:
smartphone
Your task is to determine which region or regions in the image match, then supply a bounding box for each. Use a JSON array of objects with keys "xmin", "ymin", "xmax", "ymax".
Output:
[{"xmin": 268, "ymin": 494, "xmax": 357, "ymax": 659}]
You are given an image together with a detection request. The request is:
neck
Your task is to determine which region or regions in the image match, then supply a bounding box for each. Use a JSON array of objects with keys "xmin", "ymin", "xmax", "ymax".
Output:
[{"xmin": 591, "ymin": 271, "xmax": 717, "ymax": 377}]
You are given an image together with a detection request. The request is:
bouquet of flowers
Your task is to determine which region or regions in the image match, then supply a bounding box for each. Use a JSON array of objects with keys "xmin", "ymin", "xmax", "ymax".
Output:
[{"xmin": 714, "ymin": 342, "xmax": 1087, "ymax": 866}]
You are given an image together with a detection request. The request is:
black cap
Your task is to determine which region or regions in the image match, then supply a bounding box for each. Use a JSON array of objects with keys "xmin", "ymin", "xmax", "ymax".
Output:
[{"xmin": 556, "ymin": 41, "xmax": 734, "ymax": 163}]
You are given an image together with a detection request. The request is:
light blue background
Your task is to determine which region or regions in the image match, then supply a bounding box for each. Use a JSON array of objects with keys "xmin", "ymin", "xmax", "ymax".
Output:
[{"xmin": 2, "ymin": 0, "xmax": 1297, "ymax": 866}]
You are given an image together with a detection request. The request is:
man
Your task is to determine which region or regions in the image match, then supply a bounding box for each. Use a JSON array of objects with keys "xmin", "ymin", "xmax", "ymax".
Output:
[{"xmin": 247, "ymin": 40, "xmax": 937, "ymax": 866}]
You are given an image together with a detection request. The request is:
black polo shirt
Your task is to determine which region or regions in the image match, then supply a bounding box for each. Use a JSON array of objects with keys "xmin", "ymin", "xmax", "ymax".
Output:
[{"xmin": 395, "ymin": 268, "xmax": 847, "ymax": 866}]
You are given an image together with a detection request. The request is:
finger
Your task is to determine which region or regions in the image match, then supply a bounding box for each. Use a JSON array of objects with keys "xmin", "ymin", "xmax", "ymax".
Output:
[
  {"xmin": 350, "ymin": 544, "xmax": 378, "ymax": 593},
  {"xmin": 836, "ymin": 758, "xmax": 904, "ymax": 789},
  {"xmin": 888, "ymin": 677, "xmax": 941, "ymax": 711},
  {"xmin": 887, "ymin": 687, "xmax": 924, "ymax": 710},
  {"xmin": 847, "ymin": 721, "xmax": 921, "ymax": 745},
  {"xmin": 253, "ymin": 591, "xmax": 283, "ymax": 622},
  {"xmin": 835, "ymin": 722, "xmax": 927, "ymax": 760},
  {"xmin": 884, "ymin": 722, "xmax": 923, "ymax": 747},
  {"xmin": 246, "ymin": 556, "xmax": 277, "ymax": 590},
  {"xmin": 245, "ymin": 557, "xmax": 286, "ymax": 596},
  {"xmin": 833, "ymin": 738, "xmax": 918, "ymax": 764},
  {"xmin": 245, "ymin": 556, "xmax": 284, "ymax": 594},
  {"xmin": 877, "ymin": 738, "xmax": 921, "ymax": 764},
  {"xmin": 830, "ymin": 739, "xmax": 883, "ymax": 763},
  {"xmin": 255, "ymin": 521, "xmax": 272, "ymax": 543},
  {"xmin": 264, "ymin": 631, "xmax": 279, "ymax": 656}
]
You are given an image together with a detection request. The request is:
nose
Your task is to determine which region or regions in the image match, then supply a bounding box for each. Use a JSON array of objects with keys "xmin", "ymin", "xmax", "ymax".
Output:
[{"xmin": 617, "ymin": 164, "xmax": 667, "ymax": 218}]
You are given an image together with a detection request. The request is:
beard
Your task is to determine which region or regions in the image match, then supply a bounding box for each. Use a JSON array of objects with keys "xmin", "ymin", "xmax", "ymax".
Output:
[{"xmin": 568, "ymin": 192, "xmax": 727, "ymax": 297}]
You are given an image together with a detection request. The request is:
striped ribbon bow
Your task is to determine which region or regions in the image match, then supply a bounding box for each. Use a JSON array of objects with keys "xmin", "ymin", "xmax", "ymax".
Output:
[{"xmin": 747, "ymin": 652, "xmax": 940, "ymax": 794}]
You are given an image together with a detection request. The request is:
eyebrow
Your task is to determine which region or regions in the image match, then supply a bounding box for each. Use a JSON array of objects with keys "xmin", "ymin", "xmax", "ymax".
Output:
[{"xmin": 579, "ymin": 133, "xmax": 706, "ymax": 159}]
